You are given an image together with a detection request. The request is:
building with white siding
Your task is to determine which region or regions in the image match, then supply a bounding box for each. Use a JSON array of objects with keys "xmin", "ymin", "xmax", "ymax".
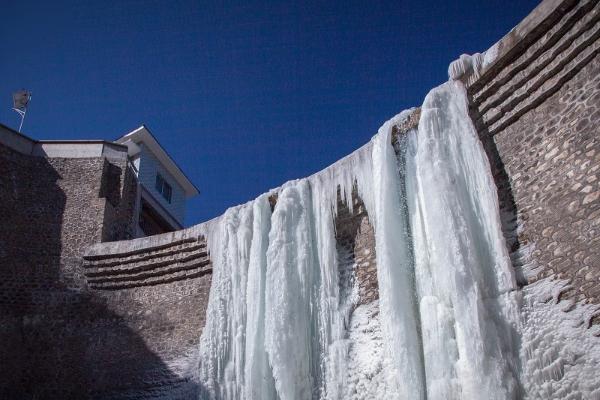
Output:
[{"xmin": 116, "ymin": 125, "xmax": 199, "ymax": 237}]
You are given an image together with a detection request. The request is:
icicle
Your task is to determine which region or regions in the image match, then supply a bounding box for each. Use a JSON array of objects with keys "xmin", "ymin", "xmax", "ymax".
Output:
[
  {"xmin": 244, "ymin": 195, "xmax": 276, "ymax": 400},
  {"xmin": 264, "ymin": 180, "xmax": 320, "ymax": 400},
  {"xmin": 370, "ymin": 114, "xmax": 426, "ymax": 399},
  {"xmin": 198, "ymin": 203, "xmax": 254, "ymax": 400},
  {"xmin": 196, "ymin": 76, "xmax": 524, "ymax": 400}
]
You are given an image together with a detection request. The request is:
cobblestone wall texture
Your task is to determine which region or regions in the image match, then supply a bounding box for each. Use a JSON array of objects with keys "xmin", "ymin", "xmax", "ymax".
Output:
[
  {"xmin": 0, "ymin": 140, "xmax": 175, "ymax": 399},
  {"xmin": 468, "ymin": 0, "xmax": 600, "ymax": 310},
  {"xmin": 83, "ymin": 227, "xmax": 214, "ymax": 399},
  {"xmin": 2, "ymin": 0, "xmax": 599, "ymax": 398},
  {"xmin": 335, "ymin": 190, "xmax": 379, "ymax": 306}
]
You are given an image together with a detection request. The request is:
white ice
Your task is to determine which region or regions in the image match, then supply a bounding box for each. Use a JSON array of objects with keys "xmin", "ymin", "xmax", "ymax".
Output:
[
  {"xmin": 407, "ymin": 80, "xmax": 520, "ymax": 400},
  {"xmin": 194, "ymin": 76, "xmax": 598, "ymax": 400},
  {"xmin": 196, "ymin": 106, "xmax": 426, "ymax": 399}
]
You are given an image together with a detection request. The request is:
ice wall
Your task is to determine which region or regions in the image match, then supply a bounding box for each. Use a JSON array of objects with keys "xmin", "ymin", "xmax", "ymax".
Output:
[{"xmin": 195, "ymin": 80, "xmax": 522, "ymax": 399}]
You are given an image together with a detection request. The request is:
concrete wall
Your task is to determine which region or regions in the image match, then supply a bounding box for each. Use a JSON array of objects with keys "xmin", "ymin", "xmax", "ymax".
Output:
[{"xmin": 137, "ymin": 143, "xmax": 187, "ymax": 224}]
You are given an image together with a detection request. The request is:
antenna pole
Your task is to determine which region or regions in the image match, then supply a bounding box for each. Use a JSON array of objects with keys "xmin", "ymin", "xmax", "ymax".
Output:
[{"xmin": 18, "ymin": 108, "xmax": 26, "ymax": 133}]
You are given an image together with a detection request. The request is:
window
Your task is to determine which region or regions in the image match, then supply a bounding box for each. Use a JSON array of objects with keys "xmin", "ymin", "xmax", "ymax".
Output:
[
  {"xmin": 155, "ymin": 173, "xmax": 173, "ymax": 203},
  {"xmin": 155, "ymin": 174, "xmax": 164, "ymax": 193},
  {"xmin": 163, "ymin": 181, "xmax": 172, "ymax": 203}
]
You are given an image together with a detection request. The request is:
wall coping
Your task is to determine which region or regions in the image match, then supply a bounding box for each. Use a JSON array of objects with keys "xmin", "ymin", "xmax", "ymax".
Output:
[
  {"xmin": 468, "ymin": 0, "xmax": 576, "ymax": 91},
  {"xmin": 0, "ymin": 122, "xmax": 128, "ymax": 160},
  {"xmin": 85, "ymin": 222, "xmax": 207, "ymax": 257}
]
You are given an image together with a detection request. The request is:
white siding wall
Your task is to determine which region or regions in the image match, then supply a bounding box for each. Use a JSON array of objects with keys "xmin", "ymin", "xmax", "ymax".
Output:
[{"xmin": 137, "ymin": 143, "xmax": 187, "ymax": 224}]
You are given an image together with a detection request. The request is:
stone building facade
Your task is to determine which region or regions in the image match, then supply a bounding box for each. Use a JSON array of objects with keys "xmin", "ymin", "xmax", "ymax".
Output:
[{"xmin": 1, "ymin": 0, "xmax": 599, "ymax": 398}]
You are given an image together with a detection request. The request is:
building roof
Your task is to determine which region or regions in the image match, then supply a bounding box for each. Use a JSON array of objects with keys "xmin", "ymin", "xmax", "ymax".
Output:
[{"xmin": 116, "ymin": 125, "xmax": 199, "ymax": 198}]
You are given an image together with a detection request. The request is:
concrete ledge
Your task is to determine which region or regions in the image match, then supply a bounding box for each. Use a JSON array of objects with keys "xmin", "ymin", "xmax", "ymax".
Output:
[{"xmin": 32, "ymin": 141, "xmax": 128, "ymax": 160}]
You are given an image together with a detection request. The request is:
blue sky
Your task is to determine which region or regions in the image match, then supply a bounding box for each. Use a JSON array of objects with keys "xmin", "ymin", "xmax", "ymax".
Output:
[{"xmin": 0, "ymin": 0, "xmax": 539, "ymax": 225}]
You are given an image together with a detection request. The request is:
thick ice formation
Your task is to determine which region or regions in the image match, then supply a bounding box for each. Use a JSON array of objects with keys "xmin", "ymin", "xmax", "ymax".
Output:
[
  {"xmin": 194, "ymin": 78, "xmax": 597, "ymax": 399},
  {"xmin": 195, "ymin": 80, "xmax": 517, "ymax": 399},
  {"xmin": 407, "ymin": 82, "xmax": 520, "ymax": 399}
]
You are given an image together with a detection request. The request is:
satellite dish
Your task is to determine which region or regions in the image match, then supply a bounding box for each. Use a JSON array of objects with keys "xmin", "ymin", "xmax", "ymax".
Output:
[{"xmin": 12, "ymin": 89, "xmax": 32, "ymax": 133}]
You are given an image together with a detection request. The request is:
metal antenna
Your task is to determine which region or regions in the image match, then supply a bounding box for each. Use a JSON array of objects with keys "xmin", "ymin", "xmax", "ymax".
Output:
[{"xmin": 12, "ymin": 90, "xmax": 32, "ymax": 133}]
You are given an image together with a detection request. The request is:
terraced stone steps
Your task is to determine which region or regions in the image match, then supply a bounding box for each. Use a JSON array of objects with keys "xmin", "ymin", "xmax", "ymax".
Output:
[
  {"xmin": 473, "ymin": 0, "xmax": 594, "ymax": 106},
  {"xmin": 83, "ymin": 236, "xmax": 211, "ymax": 290},
  {"xmin": 469, "ymin": 0, "xmax": 600, "ymax": 136}
]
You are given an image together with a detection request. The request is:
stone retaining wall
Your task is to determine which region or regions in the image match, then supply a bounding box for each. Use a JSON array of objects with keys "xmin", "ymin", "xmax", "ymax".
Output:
[
  {"xmin": 335, "ymin": 189, "xmax": 379, "ymax": 306},
  {"xmin": 468, "ymin": 0, "xmax": 600, "ymax": 309},
  {"xmin": 2, "ymin": 0, "xmax": 600, "ymax": 397}
]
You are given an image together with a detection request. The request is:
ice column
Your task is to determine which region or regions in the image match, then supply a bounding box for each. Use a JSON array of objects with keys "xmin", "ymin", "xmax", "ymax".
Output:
[
  {"xmin": 407, "ymin": 80, "xmax": 520, "ymax": 400},
  {"xmin": 264, "ymin": 180, "xmax": 322, "ymax": 400},
  {"xmin": 198, "ymin": 204, "xmax": 254, "ymax": 399},
  {"xmin": 370, "ymin": 116, "xmax": 426, "ymax": 399},
  {"xmin": 244, "ymin": 195, "xmax": 277, "ymax": 400}
]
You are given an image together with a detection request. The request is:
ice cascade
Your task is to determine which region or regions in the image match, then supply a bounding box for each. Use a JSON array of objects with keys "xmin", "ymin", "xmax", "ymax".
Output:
[{"xmin": 195, "ymin": 80, "xmax": 520, "ymax": 399}]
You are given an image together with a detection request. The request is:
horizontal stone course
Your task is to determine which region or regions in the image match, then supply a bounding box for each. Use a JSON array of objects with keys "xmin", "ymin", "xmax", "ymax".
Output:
[
  {"xmin": 85, "ymin": 236, "xmax": 200, "ymax": 260},
  {"xmin": 471, "ymin": 3, "xmax": 600, "ymax": 136},
  {"xmin": 474, "ymin": 0, "xmax": 596, "ymax": 107},
  {"xmin": 2, "ymin": 0, "xmax": 599, "ymax": 397},
  {"xmin": 84, "ymin": 241, "xmax": 207, "ymax": 268}
]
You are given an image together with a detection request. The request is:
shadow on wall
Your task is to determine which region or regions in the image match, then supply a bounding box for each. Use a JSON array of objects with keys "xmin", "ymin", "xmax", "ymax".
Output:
[
  {"xmin": 0, "ymin": 145, "xmax": 202, "ymax": 399},
  {"xmin": 469, "ymin": 105, "xmax": 528, "ymax": 288}
]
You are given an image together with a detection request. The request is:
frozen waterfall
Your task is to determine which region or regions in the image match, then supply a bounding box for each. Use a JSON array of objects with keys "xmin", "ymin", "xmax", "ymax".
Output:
[
  {"xmin": 195, "ymin": 80, "xmax": 520, "ymax": 399},
  {"xmin": 407, "ymin": 82, "xmax": 520, "ymax": 399}
]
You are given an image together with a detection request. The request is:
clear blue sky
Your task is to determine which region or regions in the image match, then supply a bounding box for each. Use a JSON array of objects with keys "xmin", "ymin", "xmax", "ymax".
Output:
[{"xmin": 0, "ymin": 0, "xmax": 539, "ymax": 225}]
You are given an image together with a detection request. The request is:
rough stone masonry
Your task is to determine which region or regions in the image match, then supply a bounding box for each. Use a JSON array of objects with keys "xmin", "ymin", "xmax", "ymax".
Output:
[{"xmin": 0, "ymin": 0, "xmax": 598, "ymax": 398}]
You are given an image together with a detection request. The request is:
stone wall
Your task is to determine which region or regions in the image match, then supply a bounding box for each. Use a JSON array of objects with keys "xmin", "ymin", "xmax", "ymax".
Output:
[
  {"xmin": 467, "ymin": 0, "xmax": 600, "ymax": 310},
  {"xmin": 335, "ymin": 189, "xmax": 378, "ymax": 306},
  {"xmin": 0, "ymin": 130, "xmax": 151, "ymax": 398},
  {"xmin": 83, "ymin": 232, "xmax": 213, "ymax": 399},
  {"xmin": 100, "ymin": 158, "xmax": 139, "ymax": 243},
  {"xmin": 2, "ymin": 0, "xmax": 599, "ymax": 397}
]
